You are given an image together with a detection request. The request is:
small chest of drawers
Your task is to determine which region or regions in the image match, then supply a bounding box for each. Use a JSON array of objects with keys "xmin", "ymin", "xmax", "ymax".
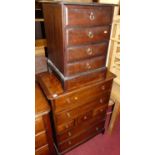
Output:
[
  {"xmin": 42, "ymin": 2, "xmax": 114, "ymax": 91},
  {"xmin": 37, "ymin": 71, "xmax": 115, "ymax": 154},
  {"xmin": 35, "ymin": 83, "xmax": 57, "ymax": 155}
]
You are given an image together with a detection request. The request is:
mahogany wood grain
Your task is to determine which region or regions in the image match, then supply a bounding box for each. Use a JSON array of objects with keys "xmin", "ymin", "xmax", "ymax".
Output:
[
  {"xmin": 35, "ymin": 117, "xmax": 45, "ymax": 134},
  {"xmin": 66, "ymin": 56, "xmax": 106, "ymax": 76},
  {"xmin": 64, "ymin": 5, "xmax": 113, "ymax": 27},
  {"xmin": 66, "ymin": 26, "xmax": 111, "ymax": 46},
  {"xmin": 67, "ymin": 42, "xmax": 108, "ymax": 62},
  {"xmin": 35, "ymin": 144, "xmax": 51, "ymax": 155}
]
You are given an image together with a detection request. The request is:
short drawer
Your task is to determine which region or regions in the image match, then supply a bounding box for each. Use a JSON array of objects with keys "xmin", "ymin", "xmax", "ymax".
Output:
[
  {"xmin": 66, "ymin": 56, "xmax": 106, "ymax": 76},
  {"xmin": 35, "ymin": 117, "xmax": 45, "ymax": 134},
  {"xmin": 35, "ymin": 144, "xmax": 51, "ymax": 155},
  {"xmin": 57, "ymin": 117, "xmax": 105, "ymax": 143},
  {"xmin": 66, "ymin": 26, "xmax": 111, "ymax": 46},
  {"xmin": 58, "ymin": 121, "xmax": 105, "ymax": 152},
  {"xmin": 54, "ymin": 80, "xmax": 112, "ymax": 113},
  {"xmin": 56, "ymin": 120, "xmax": 75, "ymax": 134},
  {"xmin": 35, "ymin": 132, "xmax": 48, "ymax": 149},
  {"xmin": 67, "ymin": 42, "xmax": 108, "ymax": 62},
  {"xmin": 93, "ymin": 104, "xmax": 108, "ymax": 117},
  {"xmin": 64, "ymin": 5, "xmax": 113, "ymax": 27}
]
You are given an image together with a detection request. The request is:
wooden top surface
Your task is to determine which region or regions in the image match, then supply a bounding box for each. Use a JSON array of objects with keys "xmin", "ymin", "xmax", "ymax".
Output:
[
  {"xmin": 36, "ymin": 70, "xmax": 116, "ymax": 100},
  {"xmin": 37, "ymin": 0, "xmax": 117, "ymax": 6},
  {"xmin": 35, "ymin": 82, "xmax": 50, "ymax": 117}
]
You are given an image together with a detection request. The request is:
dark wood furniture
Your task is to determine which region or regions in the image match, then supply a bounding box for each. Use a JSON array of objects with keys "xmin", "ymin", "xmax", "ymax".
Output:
[
  {"xmin": 42, "ymin": 2, "xmax": 115, "ymax": 90},
  {"xmin": 35, "ymin": 83, "xmax": 57, "ymax": 155},
  {"xmin": 37, "ymin": 71, "xmax": 115, "ymax": 154}
]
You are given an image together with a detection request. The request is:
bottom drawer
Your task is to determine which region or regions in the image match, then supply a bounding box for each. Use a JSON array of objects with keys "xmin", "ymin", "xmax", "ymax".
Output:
[
  {"xmin": 35, "ymin": 131, "xmax": 48, "ymax": 149},
  {"xmin": 35, "ymin": 144, "xmax": 51, "ymax": 155},
  {"xmin": 58, "ymin": 121, "xmax": 105, "ymax": 152}
]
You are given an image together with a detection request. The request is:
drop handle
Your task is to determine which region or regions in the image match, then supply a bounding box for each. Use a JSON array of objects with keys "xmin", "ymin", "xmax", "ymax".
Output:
[
  {"xmin": 104, "ymin": 30, "xmax": 108, "ymax": 34},
  {"xmin": 100, "ymin": 98, "xmax": 103, "ymax": 103},
  {"xmin": 86, "ymin": 48, "xmax": 93, "ymax": 55},
  {"xmin": 65, "ymin": 124, "xmax": 69, "ymax": 129},
  {"xmin": 74, "ymin": 96, "xmax": 78, "ymax": 100},
  {"xmin": 68, "ymin": 132, "xmax": 72, "ymax": 137},
  {"xmin": 96, "ymin": 127, "xmax": 99, "ymax": 131},
  {"xmin": 84, "ymin": 116, "xmax": 87, "ymax": 120},
  {"xmin": 66, "ymin": 112, "xmax": 71, "ymax": 118},
  {"xmin": 68, "ymin": 141, "xmax": 72, "ymax": 145},
  {"xmin": 89, "ymin": 12, "xmax": 95, "ymax": 20},
  {"xmin": 86, "ymin": 63, "xmax": 91, "ymax": 69},
  {"xmin": 101, "ymin": 85, "xmax": 105, "ymax": 90},
  {"xmin": 88, "ymin": 31, "xmax": 94, "ymax": 39}
]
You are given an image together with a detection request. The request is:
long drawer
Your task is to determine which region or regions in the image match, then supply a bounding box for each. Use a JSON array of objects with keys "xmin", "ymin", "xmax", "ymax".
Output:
[
  {"xmin": 67, "ymin": 42, "xmax": 108, "ymax": 62},
  {"xmin": 64, "ymin": 5, "xmax": 113, "ymax": 27},
  {"xmin": 66, "ymin": 56, "xmax": 106, "ymax": 76},
  {"xmin": 54, "ymin": 80, "xmax": 112, "ymax": 113},
  {"xmin": 66, "ymin": 26, "xmax": 111, "ymax": 46},
  {"xmin": 58, "ymin": 121, "xmax": 105, "ymax": 152}
]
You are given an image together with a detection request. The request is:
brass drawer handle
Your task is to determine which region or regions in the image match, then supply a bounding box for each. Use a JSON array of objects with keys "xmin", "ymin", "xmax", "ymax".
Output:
[
  {"xmin": 104, "ymin": 30, "xmax": 108, "ymax": 34},
  {"xmin": 88, "ymin": 31, "xmax": 94, "ymax": 39},
  {"xmin": 84, "ymin": 116, "xmax": 87, "ymax": 120},
  {"xmin": 96, "ymin": 127, "xmax": 99, "ymax": 131},
  {"xmin": 66, "ymin": 98, "xmax": 71, "ymax": 103},
  {"xmin": 68, "ymin": 132, "xmax": 72, "ymax": 137},
  {"xmin": 101, "ymin": 86, "xmax": 105, "ymax": 90},
  {"xmin": 100, "ymin": 98, "xmax": 103, "ymax": 103},
  {"xmin": 89, "ymin": 12, "xmax": 95, "ymax": 21},
  {"xmin": 74, "ymin": 96, "xmax": 78, "ymax": 100},
  {"xmin": 66, "ymin": 112, "xmax": 71, "ymax": 118},
  {"xmin": 68, "ymin": 141, "xmax": 72, "ymax": 145},
  {"xmin": 100, "ymin": 109, "xmax": 103, "ymax": 112},
  {"xmin": 86, "ymin": 63, "xmax": 91, "ymax": 69},
  {"xmin": 86, "ymin": 48, "xmax": 93, "ymax": 55}
]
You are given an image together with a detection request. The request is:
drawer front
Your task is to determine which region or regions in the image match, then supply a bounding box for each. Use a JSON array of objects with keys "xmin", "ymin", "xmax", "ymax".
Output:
[
  {"xmin": 35, "ymin": 117, "xmax": 45, "ymax": 134},
  {"xmin": 58, "ymin": 121, "xmax": 105, "ymax": 152},
  {"xmin": 67, "ymin": 42, "xmax": 108, "ymax": 62},
  {"xmin": 66, "ymin": 26, "xmax": 110, "ymax": 46},
  {"xmin": 56, "ymin": 120, "xmax": 75, "ymax": 134},
  {"xmin": 55, "ymin": 93, "xmax": 110, "ymax": 125},
  {"xmin": 54, "ymin": 80, "xmax": 112, "ymax": 113},
  {"xmin": 35, "ymin": 144, "xmax": 51, "ymax": 155},
  {"xmin": 57, "ymin": 117, "xmax": 105, "ymax": 143},
  {"xmin": 93, "ymin": 104, "xmax": 108, "ymax": 117},
  {"xmin": 35, "ymin": 132, "xmax": 48, "ymax": 149},
  {"xmin": 64, "ymin": 5, "xmax": 113, "ymax": 27},
  {"xmin": 66, "ymin": 56, "xmax": 106, "ymax": 76}
]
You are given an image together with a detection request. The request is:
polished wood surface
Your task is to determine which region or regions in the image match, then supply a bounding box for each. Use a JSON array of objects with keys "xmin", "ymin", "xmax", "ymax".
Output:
[
  {"xmin": 66, "ymin": 56, "xmax": 106, "ymax": 76},
  {"xmin": 67, "ymin": 42, "xmax": 108, "ymax": 62},
  {"xmin": 64, "ymin": 5, "xmax": 113, "ymax": 27},
  {"xmin": 42, "ymin": 3, "xmax": 114, "ymax": 91},
  {"xmin": 37, "ymin": 71, "xmax": 115, "ymax": 153},
  {"xmin": 66, "ymin": 26, "xmax": 110, "ymax": 46},
  {"xmin": 35, "ymin": 83, "xmax": 57, "ymax": 155}
]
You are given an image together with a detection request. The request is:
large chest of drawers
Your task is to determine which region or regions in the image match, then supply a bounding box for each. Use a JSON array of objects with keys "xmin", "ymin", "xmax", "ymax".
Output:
[
  {"xmin": 35, "ymin": 83, "xmax": 57, "ymax": 155},
  {"xmin": 37, "ymin": 71, "xmax": 115, "ymax": 154},
  {"xmin": 42, "ymin": 2, "xmax": 115, "ymax": 91}
]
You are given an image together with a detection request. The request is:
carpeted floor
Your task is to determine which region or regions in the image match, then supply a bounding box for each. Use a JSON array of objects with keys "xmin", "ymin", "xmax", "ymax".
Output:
[{"xmin": 65, "ymin": 116, "xmax": 120, "ymax": 155}]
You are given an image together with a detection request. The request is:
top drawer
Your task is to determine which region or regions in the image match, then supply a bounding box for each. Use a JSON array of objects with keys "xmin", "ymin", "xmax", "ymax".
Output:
[{"xmin": 64, "ymin": 5, "xmax": 113, "ymax": 27}]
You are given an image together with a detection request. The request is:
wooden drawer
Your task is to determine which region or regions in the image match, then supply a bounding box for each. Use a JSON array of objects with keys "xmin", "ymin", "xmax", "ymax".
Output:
[
  {"xmin": 67, "ymin": 42, "xmax": 108, "ymax": 62},
  {"xmin": 58, "ymin": 121, "xmax": 105, "ymax": 152},
  {"xmin": 66, "ymin": 56, "xmax": 106, "ymax": 76},
  {"xmin": 35, "ymin": 132, "xmax": 48, "ymax": 149},
  {"xmin": 66, "ymin": 26, "xmax": 110, "ymax": 46},
  {"xmin": 35, "ymin": 144, "xmax": 51, "ymax": 155},
  {"xmin": 54, "ymin": 80, "xmax": 112, "ymax": 113},
  {"xmin": 56, "ymin": 120, "xmax": 75, "ymax": 134},
  {"xmin": 93, "ymin": 104, "xmax": 108, "ymax": 117},
  {"xmin": 55, "ymin": 92, "xmax": 110, "ymax": 125},
  {"xmin": 35, "ymin": 117, "xmax": 45, "ymax": 134},
  {"xmin": 57, "ymin": 117, "xmax": 105, "ymax": 142},
  {"xmin": 64, "ymin": 5, "xmax": 113, "ymax": 27}
]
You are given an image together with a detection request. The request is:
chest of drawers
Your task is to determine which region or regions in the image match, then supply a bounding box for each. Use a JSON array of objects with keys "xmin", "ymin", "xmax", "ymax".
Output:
[
  {"xmin": 42, "ymin": 2, "xmax": 115, "ymax": 91},
  {"xmin": 37, "ymin": 70, "xmax": 115, "ymax": 154},
  {"xmin": 35, "ymin": 83, "xmax": 57, "ymax": 155}
]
